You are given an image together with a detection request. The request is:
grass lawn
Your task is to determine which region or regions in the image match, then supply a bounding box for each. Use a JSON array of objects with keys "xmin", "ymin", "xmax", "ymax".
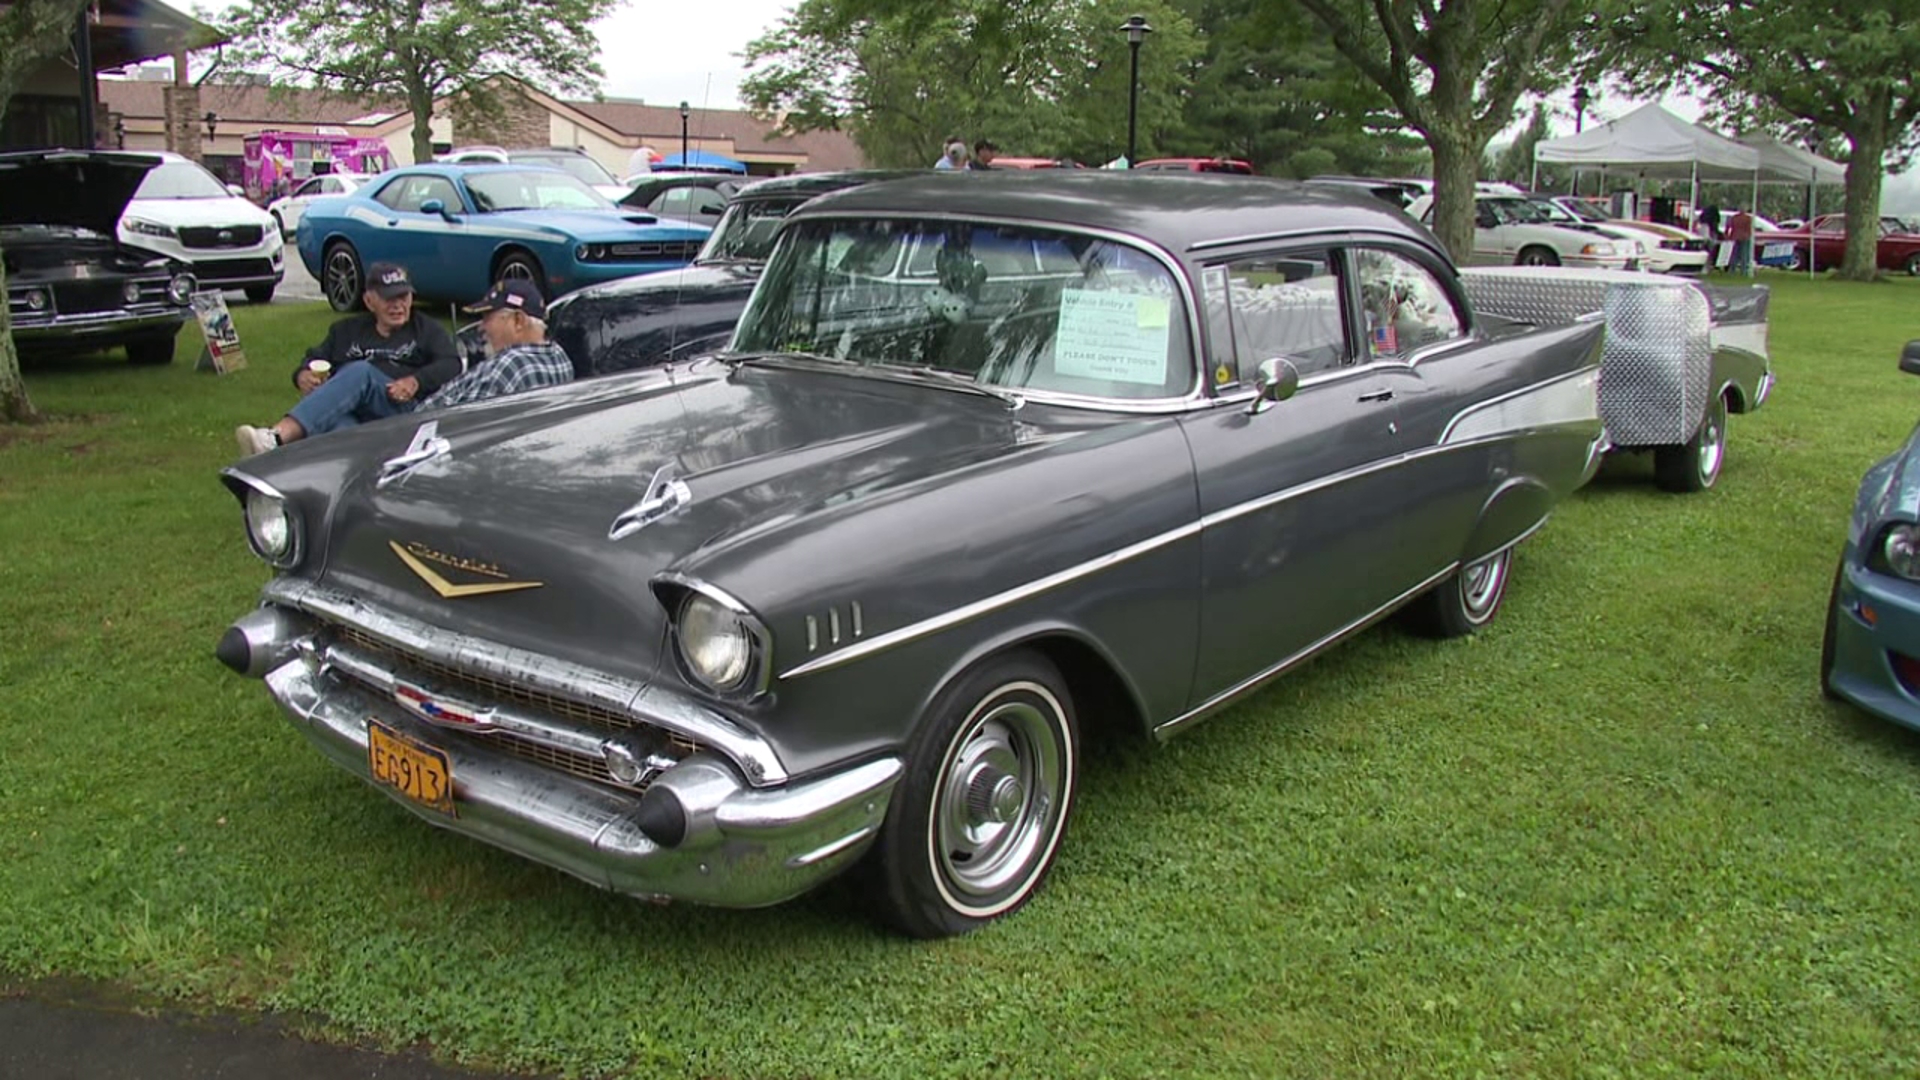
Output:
[{"xmin": 3, "ymin": 276, "xmax": 1920, "ymax": 1079}]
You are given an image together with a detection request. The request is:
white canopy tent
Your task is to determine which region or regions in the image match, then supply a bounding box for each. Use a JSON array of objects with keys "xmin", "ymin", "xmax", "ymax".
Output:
[{"xmin": 1738, "ymin": 137, "xmax": 1846, "ymax": 186}]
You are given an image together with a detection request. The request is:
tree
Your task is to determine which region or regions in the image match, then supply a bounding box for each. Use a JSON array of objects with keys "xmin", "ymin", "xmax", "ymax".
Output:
[
  {"xmin": 218, "ymin": 0, "xmax": 617, "ymax": 163},
  {"xmin": 1488, "ymin": 103, "xmax": 1552, "ymax": 186},
  {"xmin": 0, "ymin": 0, "xmax": 93, "ymax": 424},
  {"xmin": 1596, "ymin": 0, "xmax": 1920, "ymax": 280},
  {"xmin": 741, "ymin": 0, "xmax": 1203, "ymax": 168},
  {"xmin": 1289, "ymin": 0, "xmax": 1590, "ymax": 261}
]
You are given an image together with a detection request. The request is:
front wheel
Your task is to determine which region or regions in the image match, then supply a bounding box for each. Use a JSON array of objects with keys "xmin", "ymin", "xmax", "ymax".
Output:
[
  {"xmin": 1516, "ymin": 246, "xmax": 1561, "ymax": 267},
  {"xmin": 323, "ymin": 241, "xmax": 364, "ymax": 313},
  {"xmin": 492, "ymin": 251, "xmax": 547, "ymax": 299},
  {"xmin": 1905, "ymin": 253, "xmax": 1920, "ymax": 277},
  {"xmin": 1404, "ymin": 547, "xmax": 1514, "ymax": 638},
  {"xmin": 1654, "ymin": 392, "xmax": 1728, "ymax": 493},
  {"xmin": 866, "ymin": 650, "xmax": 1078, "ymax": 938},
  {"xmin": 1788, "ymin": 247, "xmax": 1810, "ymax": 272},
  {"xmin": 244, "ymin": 284, "xmax": 275, "ymax": 304},
  {"xmin": 1821, "ymin": 561, "xmax": 1844, "ymax": 701}
]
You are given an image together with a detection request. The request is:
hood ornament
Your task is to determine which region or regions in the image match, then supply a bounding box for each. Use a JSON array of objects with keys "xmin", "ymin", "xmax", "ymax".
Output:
[
  {"xmin": 609, "ymin": 463, "xmax": 692, "ymax": 540},
  {"xmin": 376, "ymin": 421, "xmax": 451, "ymax": 488}
]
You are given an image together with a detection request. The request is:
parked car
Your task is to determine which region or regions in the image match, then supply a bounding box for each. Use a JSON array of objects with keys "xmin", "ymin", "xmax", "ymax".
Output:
[
  {"xmin": 2, "ymin": 149, "xmax": 197, "ymax": 365},
  {"xmin": 215, "ymin": 172, "xmax": 1608, "ymax": 936},
  {"xmin": 990, "ymin": 157, "xmax": 1085, "ymax": 169},
  {"xmin": 295, "ymin": 163, "xmax": 711, "ymax": 312},
  {"xmin": 440, "ymin": 145, "xmax": 631, "ymax": 201},
  {"xmin": 266, "ymin": 171, "xmax": 369, "ymax": 240},
  {"xmin": 1305, "ymin": 175, "xmax": 1423, "ymax": 208},
  {"xmin": 1408, "ymin": 193, "xmax": 1635, "ymax": 270},
  {"xmin": 1822, "ymin": 339, "xmax": 1920, "ymax": 730},
  {"xmin": 1462, "ymin": 267, "xmax": 1773, "ymax": 492},
  {"xmin": 118, "ymin": 151, "xmax": 285, "ymax": 303},
  {"xmin": 1133, "ymin": 157, "xmax": 1255, "ymax": 174},
  {"xmin": 1527, "ymin": 194, "xmax": 1709, "ymax": 274},
  {"xmin": 1753, "ymin": 213, "xmax": 1920, "ymax": 274},
  {"xmin": 617, "ymin": 172, "xmax": 743, "ymax": 221},
  {"xmin": 548, "ymin": 170, "xmax": 922, "ymax": 376}
]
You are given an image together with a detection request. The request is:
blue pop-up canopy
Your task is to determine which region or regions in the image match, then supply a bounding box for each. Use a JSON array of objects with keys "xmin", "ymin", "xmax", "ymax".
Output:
[{"xmin": 655, "ymin": 150, "xmax": 748, "ymax": 174}]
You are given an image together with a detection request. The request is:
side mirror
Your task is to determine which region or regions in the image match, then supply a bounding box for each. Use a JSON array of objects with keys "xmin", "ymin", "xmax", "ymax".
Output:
[
  {"xmin": 419, "ymin": 199, "xmax": 458, "ymax": 221},
  {"xmin": 1248, "ymin": 357, "xmax": 1300, "ymax": 415},
  {"xmin": 1900, "ymin": 340, "xmax": 1920, "ymax": 377},
  {"xmin": 700, "ymin": 204, "xmax": 724, "ymax": 216}
]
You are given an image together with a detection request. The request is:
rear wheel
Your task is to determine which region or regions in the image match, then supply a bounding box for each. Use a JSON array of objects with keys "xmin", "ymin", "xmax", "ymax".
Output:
[
  {"xmin": 1788, "ymin": 246, "xmax": 1810, "ymax": 272},
  {"xmin": 1516, "ymin": 246, "xmax": 1560, "ymax": 267},
  {"xmin": 1405, "ymin": 547, "xmax": 1514, "ymax": 638},
  {"xmin": 1654, "ymin": 392, "xmax": 1728, "ymax": 493},
  {"xmin": 1905, "ymin": 253, "xmax": 1920, "ymax": 277},
  {"xmin": 867, "ymin": 650, "xmax": 1077, "ymax": 938},
  {"xmin": 124, "ymin": 331, "xmax": 177, "ymax": 366},
  {"xmin": 323, "ymin": 241, "xmax": 364, "ymax": 313}
]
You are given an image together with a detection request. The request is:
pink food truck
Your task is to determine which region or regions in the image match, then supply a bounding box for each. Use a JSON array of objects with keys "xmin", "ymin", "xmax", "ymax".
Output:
[{"xmin": 243, "ymin": 129, "xmax": 395, "ymax": 204}]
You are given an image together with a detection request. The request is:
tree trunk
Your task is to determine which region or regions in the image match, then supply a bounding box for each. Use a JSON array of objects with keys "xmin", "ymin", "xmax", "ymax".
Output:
[
  {"xmin": 409, "ymin": 82, "xmax": 435, "ymax": 165},
  {"xmin": 1427, "ymin": 130, "xmax": 1480, "ymax": 265},
  {"xmin": 0, "ymin": 248, "xmax": 44, "ymax": 424},
  {"xmin": 1839, "ymin": 116, "xmax": 1887, "ymax": 282}
]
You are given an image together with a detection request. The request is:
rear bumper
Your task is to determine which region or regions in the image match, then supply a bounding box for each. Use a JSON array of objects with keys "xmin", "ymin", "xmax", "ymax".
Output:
[{"xmin": 249, "ymin": 637, "xmax": 901, "ymax": 908}]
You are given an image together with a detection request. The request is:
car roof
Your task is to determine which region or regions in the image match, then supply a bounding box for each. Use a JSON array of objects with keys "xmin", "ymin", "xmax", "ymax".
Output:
[
  {"xmin": 733, "ymin": 169, "xmax": 927, "ymax": 200},
  {"xmin": 791, "ymin": 172, "xmax": 1438, "ymax": 257}
]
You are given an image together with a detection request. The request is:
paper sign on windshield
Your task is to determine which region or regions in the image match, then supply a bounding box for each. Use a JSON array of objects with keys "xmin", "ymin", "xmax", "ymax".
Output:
[{"xmin": 1054, "ymin": 289, "xmax": 1171, "ymax": 386}]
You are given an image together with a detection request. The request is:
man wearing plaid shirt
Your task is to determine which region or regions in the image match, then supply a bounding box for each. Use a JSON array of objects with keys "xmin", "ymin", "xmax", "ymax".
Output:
[
  {"xmin": 235, "ymin": 279, "xmax": 574, "ymax": 456},
  {"xmin": 424, "ymin": 279, "xmax": 575, "ymax": 411}
]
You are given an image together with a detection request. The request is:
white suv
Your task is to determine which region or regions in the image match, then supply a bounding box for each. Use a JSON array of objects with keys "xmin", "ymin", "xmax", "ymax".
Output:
[
  {"xmin": 1407, "ymin": 194, "xmax": 1634, "ymax": 270},
  {"xmin": 118, "ymin": 152, "xmax": 285, "ymax": 303}
]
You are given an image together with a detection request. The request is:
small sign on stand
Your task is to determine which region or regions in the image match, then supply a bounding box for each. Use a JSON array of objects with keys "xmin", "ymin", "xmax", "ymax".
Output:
[{"xmin": 191, "ymin": 291, "xmax": 248, "ymax": 374}]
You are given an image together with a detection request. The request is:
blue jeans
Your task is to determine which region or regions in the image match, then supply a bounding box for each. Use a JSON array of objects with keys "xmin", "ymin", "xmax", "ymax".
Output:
[
  {"xmin": 287, "ymin": 363, "xmax": 416, "ymax": 436},
  {"xmin": 1730, "ymin": 238, "xmax": 1752, "ymax": 273}
]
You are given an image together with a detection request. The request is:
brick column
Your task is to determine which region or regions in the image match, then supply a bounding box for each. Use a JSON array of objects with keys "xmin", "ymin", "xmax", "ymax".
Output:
[{"xmin": 163, "ymin": 83, "xmax": 202, "ymax": 160}]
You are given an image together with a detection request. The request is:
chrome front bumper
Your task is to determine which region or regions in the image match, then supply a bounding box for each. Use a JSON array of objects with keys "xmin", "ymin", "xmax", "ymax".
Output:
[
  {"xmin": 12, "ymin": 308, "xmax": 187, "ymax": 344},
  {"xmin": 253, "ymin": 646, "xmax": 901, "ymax": 909}
]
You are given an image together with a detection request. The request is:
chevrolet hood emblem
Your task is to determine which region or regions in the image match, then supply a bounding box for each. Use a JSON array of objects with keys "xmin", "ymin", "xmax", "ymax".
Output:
[{"xmin": 390, "ymin": 541, "xmax": 543, "ymax": 599}]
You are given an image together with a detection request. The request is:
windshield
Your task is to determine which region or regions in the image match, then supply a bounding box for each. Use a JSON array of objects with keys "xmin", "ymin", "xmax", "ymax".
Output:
[
  {"xmin": 701, "ymin": 197, "xmax": 803, "ymax": 262},
  {"xmin": 732, "ymin": 218, "xmax": 1195, "ymax": 401},
  {"xmin": 517, "ymin": 153, "xmax": 618, "ymax": 188},
  {"xmin": 134, "ymin": 161, "xmax": 231, "ymax": 199},
  {"xmin": 463, "ymin": 169, "xmax": 612, "ymax": 212},
  {"xmin": 1483, "ymin": 198, "xmax": 1553, "ymax": 225},
  {"xmin": 1557, "ymin": 199, "xmax": 1610, "ymax": 222}
]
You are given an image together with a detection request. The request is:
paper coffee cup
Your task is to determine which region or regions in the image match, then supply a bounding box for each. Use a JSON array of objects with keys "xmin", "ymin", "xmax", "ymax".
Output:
[{"xmin": 309, "ymin": 361, "xmax": 332, "ymax": 379}]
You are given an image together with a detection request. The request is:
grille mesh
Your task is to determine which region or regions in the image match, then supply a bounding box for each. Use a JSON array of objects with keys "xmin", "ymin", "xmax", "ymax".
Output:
[{"xmin": 334, "ymin": 626, "xmax": 698, "ymax": 788}]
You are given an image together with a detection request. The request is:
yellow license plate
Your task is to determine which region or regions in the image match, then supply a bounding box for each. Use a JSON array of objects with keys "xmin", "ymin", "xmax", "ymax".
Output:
[{"xmin": 368, "ymin": 719, "xmax": 455, "ymax": 817}]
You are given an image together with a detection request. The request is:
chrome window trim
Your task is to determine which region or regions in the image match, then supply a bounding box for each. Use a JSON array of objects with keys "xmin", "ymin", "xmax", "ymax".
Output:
[
  {"xmin": 259, "ymin": 577, "xmax": 790, "ymax": 785},
  {"xmin": 747, "ymin": 210, "xmax": 1207, "ymax": 409},
  {"xmin": 1152, "ymin": 562, "xmax": 1462, "ymax": 741},
  {"xmin": 652, "ymin": 572, "xmax": 776, "ymax": 698}
]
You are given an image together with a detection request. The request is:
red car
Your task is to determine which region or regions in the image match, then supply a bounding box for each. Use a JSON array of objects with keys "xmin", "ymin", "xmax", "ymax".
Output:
[
  {"xmin": 1133, "ymin": 157, "xmax": 1255, "ymax": 175},
  {"xmin": 1753, "ymin": 213, "xmax": 1920, "ymax": 274}
]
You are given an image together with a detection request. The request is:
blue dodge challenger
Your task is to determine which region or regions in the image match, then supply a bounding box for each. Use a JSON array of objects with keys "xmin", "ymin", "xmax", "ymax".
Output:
[{"xmin": 295, "ymin": 163, "xmax": 710, "ymax": 312}]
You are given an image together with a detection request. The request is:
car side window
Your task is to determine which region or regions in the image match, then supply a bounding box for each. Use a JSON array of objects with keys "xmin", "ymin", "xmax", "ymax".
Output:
[
  {"xmin": 374, "ymin": 175, "xmax": 461, "ymax": 213},
  {"xmin": 651, "ymin": 187, "xmax": 693, "ymax": 216},
  {"xmin": 689, "ymin": 188, "xmax": 728, "ymax": 216},
  {"xmin": 1201, "ymin": 249, "xmax": 1350, "ymax": 385},
  {"xmin": 292, "ymin": 178, "xmax": 324, "ymax": 199},
  {"xmin": 1352, "ymin": 249, "xmax": 1464, "ymax": 360}
]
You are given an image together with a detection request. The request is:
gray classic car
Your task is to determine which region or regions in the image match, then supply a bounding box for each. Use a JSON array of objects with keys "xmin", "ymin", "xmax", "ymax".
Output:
[
  {"xmin": 216, "ymin": 174, "xmax": 1607, "ymax": 936},
  {"xmin": 2, "ymin": 150, "xmax": 198, "ymax": 366}
]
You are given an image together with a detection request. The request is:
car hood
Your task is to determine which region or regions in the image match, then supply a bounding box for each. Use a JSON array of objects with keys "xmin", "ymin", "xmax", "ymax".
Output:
[
  {"xmin": 0, "ymin": 151, "xmax": 160, "ymax": 235},
  {"xmin": 123, "ymin": 196, "xmax": 275, "ymax": 229},
  {"xmin": 558, "ymin": 260, "xmax": 760, "ymax": 306},
  {"xmin": 309, "ymin": 362, "xmax": 1030, "ymax": 683},
  {"xmin": 487, "ymin": 208, "xmax": 710, "ymax": 243}
]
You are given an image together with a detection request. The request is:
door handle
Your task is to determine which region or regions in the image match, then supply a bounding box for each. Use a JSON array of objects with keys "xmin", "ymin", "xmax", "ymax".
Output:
[{"xmin": 1357, "ymin": 389, "xmax": 1395, "ymax": 403}]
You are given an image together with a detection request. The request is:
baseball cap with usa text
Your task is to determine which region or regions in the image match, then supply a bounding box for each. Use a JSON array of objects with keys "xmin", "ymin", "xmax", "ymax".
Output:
[{"xmin": 463, "ymin": 278, "xmax": 547, "ymax": 321}]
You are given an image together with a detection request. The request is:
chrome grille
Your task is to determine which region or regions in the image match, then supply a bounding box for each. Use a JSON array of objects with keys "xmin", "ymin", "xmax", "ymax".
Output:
[{"xmin": 333, "ymin": 625, "xmax": 699, "ymax": 788}]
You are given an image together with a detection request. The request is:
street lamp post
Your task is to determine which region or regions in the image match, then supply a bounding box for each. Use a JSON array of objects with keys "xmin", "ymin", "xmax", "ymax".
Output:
[
  {"xmin": 679, "ymin": 102, "xmax": 690, "ymax": 169},
  {"xmin": 1571, "ymin": 85, "xmax": 1590, "ymax": 133},
  {"xmin": 203, "ymin": 110, "xmax": 218, "ymax": 141},
  {"xmin": 1119, "ymin": 14, "xmax": 1152, "ymax": 167},
  {"xmin": 113, "ymin": 116, "xmax": 126, "ymax": 149}
]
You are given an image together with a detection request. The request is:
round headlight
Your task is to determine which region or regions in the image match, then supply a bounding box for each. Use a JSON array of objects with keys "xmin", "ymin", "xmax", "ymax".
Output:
[
  {"xmin": 678, "ymin": 593, "xmax": 752, "ymax": 690},
  {"xmin": 245, "ymin": 489, "xmax": 295, "ymax": 563},
  {"xmin": 24, "ymin": 289, "xmax": 47, "ymax": 311},
  {"xmin": 168, "ymin": 274, "xmax": 195, "ymax": 305},
  {"xmin": 1884, "ymin": 525, "xmax": 1920, "ymax": 580},
  {"xmin": 123, "ymin": 281, "xmax": 143, "ymax": 304}
]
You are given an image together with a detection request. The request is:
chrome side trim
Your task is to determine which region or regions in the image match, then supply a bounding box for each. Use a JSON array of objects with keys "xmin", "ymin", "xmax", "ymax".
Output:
[
  {"xmin": 788, "ymin": 826, "xmax": 877, "ymax": 868},
  {"xmin": 1438, "ymin": 367, "xmax": 1602, "ymax": 445},
  {"xmin": 777, "ymin": 519, "xmax": 1206, "ymax": 679},
  {"xmin": 1152, "ymin": 562, "xmax": 1461, "ymax": 741},
  {"xmin": 259, "ymin": 577, "xmax": 789, "ymax": 785}
]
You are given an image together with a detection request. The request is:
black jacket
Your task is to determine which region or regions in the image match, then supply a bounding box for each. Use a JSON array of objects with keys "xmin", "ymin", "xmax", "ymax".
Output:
[{"xmin": 293, "ymin": 312, "xmax": 462, "ymax": 393}]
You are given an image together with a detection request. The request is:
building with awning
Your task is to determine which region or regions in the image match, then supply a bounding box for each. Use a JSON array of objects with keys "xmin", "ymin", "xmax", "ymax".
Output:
[{"xmin": 4, "ymin": 0, "xmax": 226, "ymax": 155}]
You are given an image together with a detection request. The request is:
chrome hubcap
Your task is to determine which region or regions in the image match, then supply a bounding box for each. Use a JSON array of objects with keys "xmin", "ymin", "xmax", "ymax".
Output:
[
  {"xmin": 1461, "ymin": 550, "xmax": 1509, "ymax": 619},
  {"xmin": 935, "ymin": 695, "xmax": 1063, "ymax": 899}
]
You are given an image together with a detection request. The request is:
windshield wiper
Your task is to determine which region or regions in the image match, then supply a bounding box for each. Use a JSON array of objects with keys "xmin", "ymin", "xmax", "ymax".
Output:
[{"xmin": 873, "ymin": 364, "xmax": 1024, "ymax": 410}]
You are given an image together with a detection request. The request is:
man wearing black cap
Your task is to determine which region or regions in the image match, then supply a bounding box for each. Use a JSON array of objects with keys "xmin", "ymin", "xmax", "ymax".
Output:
[
  {"xmin": 234, "ymin": 277, "xmax": 573, "ymax": 455},
  {"xmin": 235, "ymin": 261, "xmax": 459, "ymax": 454}
]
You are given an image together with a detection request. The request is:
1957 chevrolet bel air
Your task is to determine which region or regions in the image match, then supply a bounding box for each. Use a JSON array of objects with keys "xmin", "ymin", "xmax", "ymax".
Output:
[{"xmin": 217, "ymin": 173, "xmax": 1608, "ymax": 936}]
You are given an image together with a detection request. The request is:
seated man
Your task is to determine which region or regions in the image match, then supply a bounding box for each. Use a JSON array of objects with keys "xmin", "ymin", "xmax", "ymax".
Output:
[
  {"xmin": 234, "ymin": 279, "xmax": 572, "ymax": 455},
  {"xmin": 234, "ymin": 261, "xmax": 459, "ymax": 454}
]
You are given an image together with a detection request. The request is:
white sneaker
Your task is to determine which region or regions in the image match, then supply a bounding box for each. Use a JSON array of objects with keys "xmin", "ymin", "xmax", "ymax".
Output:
[{"xmin": 234, "ymin": 425, "xmax": 279, "ymax": 456}]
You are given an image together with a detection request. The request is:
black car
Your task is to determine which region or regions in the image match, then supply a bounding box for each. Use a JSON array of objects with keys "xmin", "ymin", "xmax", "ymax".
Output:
[
  {"xmin": 1304, "ymin": 175, "xmax": 1424, "ymax": 209},
  {"xmin": 2, "ymin": 150, "xmax": 197, "ymax": 366},
  {"xmin": 550, "ymin": 170, "xmax": 921, "ymax": 376},
  {"xmin": 617, "ymin": 172, "xmax": 744, "ymax": 221}
]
